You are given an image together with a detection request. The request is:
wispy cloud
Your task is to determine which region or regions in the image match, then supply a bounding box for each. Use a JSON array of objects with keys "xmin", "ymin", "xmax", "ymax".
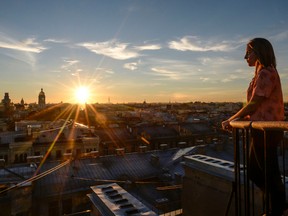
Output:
[
  {"xmin": 95, "ymin": 67, "xmax": 114, "ymax": 74},
  {"xmin": 168, "ymin": 36, "xmax": 233, "ymax": 52},
  {"xmin": 44, "ymin": 38, "xmax": 68, "ymax": 43},
  {"xmin": 58, "ymin": 59, "xmax": 81, "ymax": 77},
  {"xmin": 0, "ymin": 36, "xmax": 46, "ymax": 53},
  {"xmin": 123, "ymin": 60, "xmax": 141, "ymax": 71},
  {"xmin": 78, "ymin": 40, "xmax": 140, "ymax": 60},
  {"xmin": 198, "ymin": 56, "xmax": 240, "ymax": 67},
  {"xmin": 61, "ymin": 59, "xmax": 79, "ymax": 70},
  {"xmin": 134, "ymin": 44, "xmax": 161, "ymax": 51},
  {"xmin": 124, "ymin": 62, "xmax": 138, "ymax": 71},
  {"xmin": 0, "ymin": 34, "xmax": 46, "ymax": 66},
  {"xmin": 64, "ymin": 59, "xmax": 79, "ymax": 66},
  {"xmin": 144, "ymin": 58, "xmax": 201, "ymax": 81},
  {"xmin": 151, "ymin": 67, "xmax": 182, "ymax": 80},
  {"xmin": 200, "ymin": 76, "xmax": 211, "ymax": 82},
  {"xmin": 221, "ymin": 74, "xmax": 240, "ymax": 83},
  {"xmin": 89, "ymin": 67, "xmax": 115, "ymax": 83}
]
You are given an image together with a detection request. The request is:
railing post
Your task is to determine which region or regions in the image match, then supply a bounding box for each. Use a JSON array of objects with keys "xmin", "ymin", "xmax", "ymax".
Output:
[
  {"xmin": 283, "ymin": 137, "xmax": 286, "ymax": 199},
  {"xmin": 243, "ymin": 127, "xmax": 251, "ymax": 216},
  {"xmin": 263, "ymin": 130, "xmax": 270, "ymax": 214},
  {"xmin": 230, "ymin": 120, "xmax": 252, "ymax": 216},
  {"xmin": 233, "ymin": 127, "xmax": 241, "ymax": 216}
]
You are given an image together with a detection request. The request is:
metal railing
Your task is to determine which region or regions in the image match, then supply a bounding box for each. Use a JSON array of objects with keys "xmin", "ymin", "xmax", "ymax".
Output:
[{"xmin": 230, "ymin": 120, "xmax": 288, "ymax": 216}]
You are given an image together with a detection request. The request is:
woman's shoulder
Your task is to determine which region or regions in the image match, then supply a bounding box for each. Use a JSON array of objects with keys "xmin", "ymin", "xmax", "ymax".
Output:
[
  {"xmin": 257, "ymin": 66, "xmax": 278, "ymax": 78},
  {"xmin": 259, "ymin": 66, "xmax": 277, "ymax": 73}
]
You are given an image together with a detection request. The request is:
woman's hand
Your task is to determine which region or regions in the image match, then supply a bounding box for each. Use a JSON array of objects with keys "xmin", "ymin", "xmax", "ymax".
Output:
[{"xmin": 222, "ymin": 119, "xmax": 232, "ymax": 131}]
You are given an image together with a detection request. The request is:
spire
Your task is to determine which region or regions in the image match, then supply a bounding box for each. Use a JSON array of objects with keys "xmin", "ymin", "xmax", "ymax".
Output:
[{"xmin": 38, "ymin": 88, "xmax": 46, "ymax": 108}]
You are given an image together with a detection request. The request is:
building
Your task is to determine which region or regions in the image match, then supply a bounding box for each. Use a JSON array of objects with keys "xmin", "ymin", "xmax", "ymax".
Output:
[
  {"xmin": 13, "ymin": 147, "xmax": 188, "ymax": 216},
  {"xmin": 0, "ymin": 120, "xmax": 100, "ymax": 165},
  {"xmin": 181, "ymin": 153, "xmax": 288, "ymax": 215},
  {"xmin": 0, "ymin": 93, "xmax": 13, "ymax": 117},
  {"xmin": 38, "ymin": 88, "xmax": 46, "ymax": 108},
  {"xmin": 2, "ymin": 93, "xmax": 11, "ymax": 109},
  {"xmin": 87, "ymin": 183, "xmax": 158, "ymax": 216},
  {"xmin": 0, "ymin": 163, "xmax": 34, "ymax": 216}
]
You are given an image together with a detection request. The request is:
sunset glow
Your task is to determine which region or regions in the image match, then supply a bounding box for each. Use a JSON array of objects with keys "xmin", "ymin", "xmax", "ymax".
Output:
[
  {"xmin": 75, "ymin": 86, "xmax": 90, "ymax": 104},
  {"xmin": 1, "ymin": 1, "xmax": 288, "ymax": 104}
]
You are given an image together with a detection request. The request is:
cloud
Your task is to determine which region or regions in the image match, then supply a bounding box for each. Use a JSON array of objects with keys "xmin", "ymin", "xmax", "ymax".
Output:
[
  {"xmin": 95, "ymin": 67, "xmax": 114, "ymax": 74},
  {"xmin": 78, "ymin": 40, "xmax": 140, "ymax": 60},
  {"xmin": 71, "ymin": 72, "xmax": 80, "ymax": 77},
  {"xmin": 198, "ymin": 56, "xmax": 239, "ymax": 66},
  {"xmin": 124, "ymin": 62, "xmax": 138, "ymax": 71},
  {"xmin": 0, "ymin": 34, "xmax": 46, "ymax": 66},
  {"xmin": 0, "ymin": 36, "xmax": 46, "ymax": 53},
  {"xmin": 90, "ymin": 67, "xmax": 115, "ymax": 82},
  {"xmin": 221, "ymin": 74, "xmax": 242, "ymax": 83},
  {"xmin": 200, "ymin": 77, "xmax": 211, "ymax": 82},
  {"xmin": 64, "ymin": 59, "xmax": 79, "ymax": 66},
  {"xmin": 123, "ymin": 60, "xmax": 141, "ymax": 71},
  {"xmin": 135, "ymin": 44, "xmax": 161, "ymax": 51},
  {"xmin": 168, "ymin": 36, "xmax": 232, "ymax": 52},
  {"xmin": 59, "ymin": 59, "xmax": 81, "ymax": 76},
  {"xmin": 44, "ymin": 38, "xmax": 68, "ymax": 43},
  {"xmin": 144, "ymin": 58, "xmax": 203, "ymax": 81},
  {"xmin": 61, "ymin": 59, "xmax": 79, "ymax": 70},
  {"xmin": 151, "ymin": 67, "xmax": 182, "ymax": 80}
]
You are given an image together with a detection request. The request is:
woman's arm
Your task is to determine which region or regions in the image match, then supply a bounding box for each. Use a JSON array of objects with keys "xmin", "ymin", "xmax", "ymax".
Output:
[{"xmin": 222, "ymin": 95, "xmax": 265, "ymax": 130}]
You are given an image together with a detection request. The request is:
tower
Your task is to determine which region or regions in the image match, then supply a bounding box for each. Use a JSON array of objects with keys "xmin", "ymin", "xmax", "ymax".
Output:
[
  {"xmin": 38, "ymin": 88, "xmax": 46, "ymax": 108},
  {"xmin": 1, "ymin": 93, "xmax": 12, "ymax": 117},
  {"xmin": 2, "ymin": 93, "xmax": 11, "ymax": 108}
]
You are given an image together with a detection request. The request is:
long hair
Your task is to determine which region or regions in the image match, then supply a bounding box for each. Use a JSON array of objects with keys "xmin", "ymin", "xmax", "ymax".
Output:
[{"xmin": 248, "ymin": 38, "xmax": 276, "ymax": 68}]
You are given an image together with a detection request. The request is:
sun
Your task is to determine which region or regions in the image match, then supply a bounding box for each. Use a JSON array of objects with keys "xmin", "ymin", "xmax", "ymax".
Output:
[{"xmin": 75, "ymin": 86, "xmax": 90, "ymax": 104}]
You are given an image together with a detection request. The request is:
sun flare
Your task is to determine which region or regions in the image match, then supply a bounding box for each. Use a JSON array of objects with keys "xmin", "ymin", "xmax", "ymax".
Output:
[{"xmin": 75, "ymin": 86, "xmax": 90, "ymax": 104}]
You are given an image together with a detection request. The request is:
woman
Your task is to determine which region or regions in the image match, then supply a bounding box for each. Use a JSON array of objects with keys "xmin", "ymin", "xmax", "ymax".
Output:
[{"xmin": 222, "ymin": 38, "xmax": 287, "ymax": 216}]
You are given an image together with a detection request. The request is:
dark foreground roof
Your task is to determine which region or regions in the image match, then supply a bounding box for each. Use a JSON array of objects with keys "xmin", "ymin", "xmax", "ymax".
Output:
[{"xmin": 33, "ymin": 147, "xmax": 198, "ymax": 198}]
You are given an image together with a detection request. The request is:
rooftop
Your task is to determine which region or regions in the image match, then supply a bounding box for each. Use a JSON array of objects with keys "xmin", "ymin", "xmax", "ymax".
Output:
[{"xmin": 88, "ymin": 183, "xmax": 158, "ymax": 215}]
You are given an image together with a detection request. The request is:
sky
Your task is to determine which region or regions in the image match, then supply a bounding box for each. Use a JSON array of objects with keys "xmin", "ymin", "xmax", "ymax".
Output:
[{"xmin": 1, "ymin": 0, "xmax": 288, "ymax": 104}]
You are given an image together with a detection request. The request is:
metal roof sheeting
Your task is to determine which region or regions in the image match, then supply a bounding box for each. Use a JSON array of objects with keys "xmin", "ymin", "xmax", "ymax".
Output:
[{"xmin": 32, "ymin": 148, "xmax": 192, "ymax": 197}]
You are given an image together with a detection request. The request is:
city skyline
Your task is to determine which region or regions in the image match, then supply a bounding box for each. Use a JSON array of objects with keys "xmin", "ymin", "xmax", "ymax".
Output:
[{"xmin": 1, "ymin": 0, "xmax": 288, "ymax": 104}]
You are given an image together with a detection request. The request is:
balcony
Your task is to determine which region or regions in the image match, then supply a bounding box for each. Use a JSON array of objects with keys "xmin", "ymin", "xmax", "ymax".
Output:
[{"xmin": 230, "ymin": 120, "xmax": 288, "ymax": 216}]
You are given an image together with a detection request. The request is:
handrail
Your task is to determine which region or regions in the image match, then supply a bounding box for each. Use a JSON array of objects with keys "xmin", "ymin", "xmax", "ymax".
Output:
[
  {"xmin": 230, "ymin": 120, "xmax": 288, "ymax": 130},
  {"xmin": 252, "ymin": 121, "xmax": 288, "ymax": 131},
  {"xmin": 230, "ymin": 120, "xmax": 251, "ymax": 129}
]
